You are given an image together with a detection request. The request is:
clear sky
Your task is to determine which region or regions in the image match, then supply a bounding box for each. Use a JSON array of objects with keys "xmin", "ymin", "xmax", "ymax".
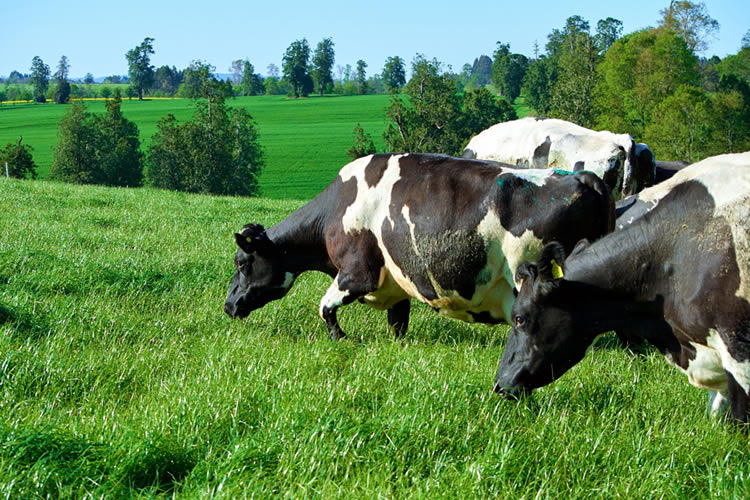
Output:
[{"xmin": 1, "ymin": 0, "xmax": 747, "ymax": 80}]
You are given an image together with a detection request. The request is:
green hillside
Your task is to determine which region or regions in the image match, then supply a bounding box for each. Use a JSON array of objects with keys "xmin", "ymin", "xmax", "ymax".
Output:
[
  {"xmin": 2, "ymin": 177, "xmax": 749, "ymax": 497},
  {"xmin": 0, "ymin": 94, "xmax": 390, "ymax": 199}
]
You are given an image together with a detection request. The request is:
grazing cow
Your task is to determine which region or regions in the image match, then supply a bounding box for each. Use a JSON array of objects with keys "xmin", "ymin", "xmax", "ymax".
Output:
[
  {"xmin": 463, "ymin": 117, "xmax": 655, "ymax": 198},
  {"xmin": 224, "ymin": 153, "xmax": 614, "ymax": 340},
  {"xmin": 494, "ymin": 152, "xmax": 750, "ymax": 423}
]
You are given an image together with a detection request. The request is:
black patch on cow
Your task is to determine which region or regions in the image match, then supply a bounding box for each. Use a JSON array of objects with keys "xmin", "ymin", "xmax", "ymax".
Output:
[
  {"xmin": 495, "ymin": 171, "xmax": 613, "ymax": 250},
  {"xmin": 364, "ymin": 155, "xmax": 389, "ymax": 188},
  {"xmin": 573, "ymin": 161, "xmax": 585, "ymax": 172},
  {"xmin": 381, "ymin": 155, "xmax": 498, "ymax": 301},
  {"xmin": 533, "ymin": 136, "xmax": 551, "ymax": 168}
]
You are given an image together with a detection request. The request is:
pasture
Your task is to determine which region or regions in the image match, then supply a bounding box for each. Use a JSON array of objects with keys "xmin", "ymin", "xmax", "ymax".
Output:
[
  {"xmin": 0, "ymin": 95, "xmax": 391, "ymax": 199},
  {"xmin": 2, "ymin": 177, "xmax": 750, "ymax": 497}
]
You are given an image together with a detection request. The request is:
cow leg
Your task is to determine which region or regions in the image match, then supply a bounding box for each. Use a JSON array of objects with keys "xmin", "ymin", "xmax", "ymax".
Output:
[
  {"xmin": 725, "ymin": 371, "xmax": 750, "ymax": 425},
  {"xmin": 387, "ymin": 299, "xmax": 410, "ymax": 338},
  {"xmin": 707, "ymin": 390, "xmax": 729, "ymax": 417},
  {"xmin": 319, "ymin": 271, "xmax": 379, "ymax": 341}
]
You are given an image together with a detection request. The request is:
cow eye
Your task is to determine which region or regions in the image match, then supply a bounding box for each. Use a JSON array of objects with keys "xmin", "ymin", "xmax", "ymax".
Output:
[{"xmin": 513, "ymin": 315, "xmax": 526, "ymax": 327}]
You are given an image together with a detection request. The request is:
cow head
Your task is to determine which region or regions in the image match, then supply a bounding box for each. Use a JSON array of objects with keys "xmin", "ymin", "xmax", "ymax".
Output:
[
  {"xmin": 493, "ymin": 242, "xmax": 594, "ymax": 397},
  {"xmin": 224, "ymin": 224, "xmax": 296, "ymax": 318}
]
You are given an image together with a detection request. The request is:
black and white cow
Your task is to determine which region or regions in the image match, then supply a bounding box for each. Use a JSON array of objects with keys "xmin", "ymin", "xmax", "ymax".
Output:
[
  {"xmin": 225, "ymin": 153, "xmax": 614, "ymax": 340},
  {"xmin": 494, "ymin": 152, "xmax": 750, "ymax": 423},
  {"xmin": 463, "ymin": 117, "xmax": 656, "ymax": 198}
]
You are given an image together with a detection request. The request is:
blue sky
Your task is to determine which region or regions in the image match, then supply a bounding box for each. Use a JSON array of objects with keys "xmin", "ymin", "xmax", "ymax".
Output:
[{"xmin": 1, "ymin": 0, "xmax": 747, "ymax": 79}]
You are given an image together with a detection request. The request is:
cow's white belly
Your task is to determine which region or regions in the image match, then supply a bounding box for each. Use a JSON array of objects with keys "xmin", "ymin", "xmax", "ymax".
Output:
[{"xmin": 666, "ymin": 330, "xmax": 750, "ymax": 394}]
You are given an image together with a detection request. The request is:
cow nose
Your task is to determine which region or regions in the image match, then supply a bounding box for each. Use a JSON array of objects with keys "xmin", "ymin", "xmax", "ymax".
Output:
[
  {"xmin": 493, "ymin": 383, "xmax": 523, "ymax": 400},
  {"xmin": 224, "ymin": 301, "xmax": 235, "ymax": 316}
]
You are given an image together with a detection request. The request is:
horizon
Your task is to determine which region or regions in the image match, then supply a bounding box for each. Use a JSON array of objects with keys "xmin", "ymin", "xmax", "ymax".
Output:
[{"xmin": 1, "ymin": 1, "xmax": 747, "ymax": 80}]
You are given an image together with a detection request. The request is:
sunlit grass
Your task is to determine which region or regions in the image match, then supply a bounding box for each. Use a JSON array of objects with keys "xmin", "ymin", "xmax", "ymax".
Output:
[{"xmin": 2, "ymin": 177, "xmax": 750, "ymax": 497}]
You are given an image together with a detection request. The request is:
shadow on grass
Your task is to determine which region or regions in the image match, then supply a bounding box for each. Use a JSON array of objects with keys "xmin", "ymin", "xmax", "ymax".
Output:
[
  {"xmin": 0, "ymin": 302, "xmax": 51, "ymax": 340},
  {"xmin": 0, "ymin": 425, "xmax": 198, "ymax": 497}
]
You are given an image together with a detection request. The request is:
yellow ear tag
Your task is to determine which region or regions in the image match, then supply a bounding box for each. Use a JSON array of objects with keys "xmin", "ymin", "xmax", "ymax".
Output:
[
  {"xmin": 246, "ymin": 237, "xmax": 252, "ymax": 243},
  {"xmin": 551, "ymin": 259, "xmax": 564, "ymax": 279}
]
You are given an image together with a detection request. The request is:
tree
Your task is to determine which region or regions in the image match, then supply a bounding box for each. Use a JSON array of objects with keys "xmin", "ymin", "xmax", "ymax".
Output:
[
  {"xmin": 491, "ymin": 43, "xmax": 528, "ymax": 102},
  {"xmin": 50, "ymin": 102, "xmax": 99, "ymax": 183},
  {"xmin": 266, "ymin": 64, "xmax": 280, "ymax": 78},
  {"xmin": 644, "ymin": 84, "xmax": 715, "ymax": 162},
  {"xmin": 595, "ymin": 28, "xmax": 699, "ymax": 138},
  {"xmin": 595, "ymin": 17, "xmax": 623, "ymax": 54},
  {"xmin": 240, "ymin": 60, "xmax": 264, "ymax": 96},
  {"xmin": 230, "ymin": 60, "xmax": 244, "ymax": 84},
  {"xmin": 521, "ymin": 55, "xmax": 556, "ymax": 115},
  {"xmin": 384, "ymin": 56, "xmax": 463, "ymax": 154},
  {"xmin": 147, "ymin": 92, "xmax": 264, "ymax": 196},
  {"xmin": 154, "ymin": 65, "xmax": 181, "ymax": 96},
  {"xmin": 383, "ymin": 56, "xmax": 514, "ymax": 156},
  {"xmin": 125, "ymin": 37, "xmax": 155, "ymax": 100},
  {"xmin": 50, "ymin": 96, "xmax": 143, "ymax": 186},
  {"xmin": 382, "ymin": 56, "xmax": 406, "ymax": 92},
  {"xmin": 743, "ymin": 29, "xmax": 750, "ymax": 49},
  {"xmin": 312, "ymin": 38, "xmax": 335, "ymax": 96},
  {"xmin": 180, "ymin": 60, "xmax": 232, "ymax": 100},
  {"xmin": 548, "ymin": 18, "xmax": 600, "ymax": 128},
  {"xmin": 30, "ymin": 56, "xmax": 50, "ymax": 103},
  {"xmin": 83, "ymin": 73, "xmax": 95, "ymax": 85},
  {"xmin": 53, "ymin": 55, "xmax": 71, "ymax": 104},
  {"xmin": 469, "ymin": 55, "xmax": 493, "ymax": 87},
  {"xmin": 0, "ymin": 139, "xmax": 37, "ymax": 179},
  {"xmin": 347, "ymin": 123, "xmax": 376, "ymax": 159},
  {"xmin": 356, "ymin": 60, "xmax": 368, "ymax": 94},
  {"xmin": 658, "ymin": 1, "xmax": 719, "ymax": 53},
  {"xmin": 95, "ymin": 91, "xmax": 144, "ymax": 186},
  {"xmin": 282, "ymin": 39, "xmax": 312, "ymax": 97},
  {"xmin": 461, "ymin": 87, "xmax": 517, "ymax": 142}
]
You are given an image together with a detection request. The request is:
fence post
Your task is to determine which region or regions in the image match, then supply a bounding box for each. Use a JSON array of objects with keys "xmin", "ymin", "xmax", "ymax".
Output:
[{"xmin": 4, "ymin": 162, "xmax": 8, "ymax": 178}]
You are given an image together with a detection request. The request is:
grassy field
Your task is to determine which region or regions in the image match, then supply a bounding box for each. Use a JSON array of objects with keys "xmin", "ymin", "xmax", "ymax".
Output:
[
  {"xmin": 2, "ymin": 177, "xmax": 750, "ymax": 497},
  {"xmin": 0, "ymin": 95, "xmax": 391, "ymax": 199}
]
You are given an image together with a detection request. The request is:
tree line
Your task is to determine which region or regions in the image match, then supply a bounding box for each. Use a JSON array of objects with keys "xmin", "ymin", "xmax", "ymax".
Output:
[
  {"xmin": 1, "ymin": 74, "xmax": 265, "ymax": 197},
  {"xmin": 3, "ymin": 1, "xmax": 750, "ymax": 191},
  {"xmin": 491, "ymin": 2, "xmax": 750, "ymax": 162}
]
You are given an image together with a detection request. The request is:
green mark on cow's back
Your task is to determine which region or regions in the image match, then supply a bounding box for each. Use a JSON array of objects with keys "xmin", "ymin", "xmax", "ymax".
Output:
[{"xmin": 553, "ymin": 169, "xmax": 575, "ymax": 176}]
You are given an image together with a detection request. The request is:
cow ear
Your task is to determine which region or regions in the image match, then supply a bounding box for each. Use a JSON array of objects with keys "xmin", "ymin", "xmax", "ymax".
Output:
[
  {"xmin": 569, "ymin": 239, "xmax": 590, "ymax": 258},
  {"xmin": 235, "ymin": 232, "xmax": 254, "ymax": 253},
  {"xmin": 538, "ymin": 242, "xmax": 567, "ymax": 281},
  {"xmin": 515, "ymin": 262, "xmax": 538, "ymax": 286}
]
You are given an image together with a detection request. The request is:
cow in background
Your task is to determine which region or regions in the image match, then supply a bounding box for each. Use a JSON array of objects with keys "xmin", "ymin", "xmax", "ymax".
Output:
[{"xmin": 463, "ymin": 117, "xmax": 655, "ymax": 198}]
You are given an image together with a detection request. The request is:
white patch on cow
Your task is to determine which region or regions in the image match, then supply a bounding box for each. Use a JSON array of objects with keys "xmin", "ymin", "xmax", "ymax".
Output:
[
  {"xmin": 679, "ymin": 341, "xmax": 728, "ymax": 392},
  {"xmin": 672, "ymin": 329, "xmax": 750, "ymax": 395},
  {"xmin": 340, "ymin": 155, "xmax": 403, "ymax": 234},
  {"xmin": 318, "ymin": 278, "xmax": 351, "ymax": 319}
]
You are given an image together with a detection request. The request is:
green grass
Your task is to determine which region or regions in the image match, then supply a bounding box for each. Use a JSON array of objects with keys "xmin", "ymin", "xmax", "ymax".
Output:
[
  {"xmin": 2, "ymin": 177, "xmax": 750, "ymax": 497},
  {"xmin": 0, "ymin": 94, "xmax": 391, "ymax": 199}
]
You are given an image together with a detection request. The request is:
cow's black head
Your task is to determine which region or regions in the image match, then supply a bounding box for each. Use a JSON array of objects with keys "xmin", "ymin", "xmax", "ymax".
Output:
[
  {"xmin": 494, "ymin": 242, "xmax": 594, "ymax": 397},
  {"xmin": 224, "ymin": 224, "xmax": 296, "ymax": 318}
]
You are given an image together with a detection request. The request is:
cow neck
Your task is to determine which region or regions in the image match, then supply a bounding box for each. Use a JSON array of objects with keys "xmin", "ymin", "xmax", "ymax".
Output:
[
  {"xmin": 266, "ymin": 195, "xmax": 333, "ymax": 275},
  {"xmin": 564, "ymin": 220, "xmax": 668, "ymax": 308}
]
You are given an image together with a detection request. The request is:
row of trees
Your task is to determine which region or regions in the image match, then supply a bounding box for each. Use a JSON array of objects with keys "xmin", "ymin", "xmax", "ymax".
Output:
[
  {"xmin": 36, "ymin": 74, "xmax": 264, "ymax": 195},
  {"xmin": 487, "ymin": 2, "xmax": 750, "ymax": 162}
]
